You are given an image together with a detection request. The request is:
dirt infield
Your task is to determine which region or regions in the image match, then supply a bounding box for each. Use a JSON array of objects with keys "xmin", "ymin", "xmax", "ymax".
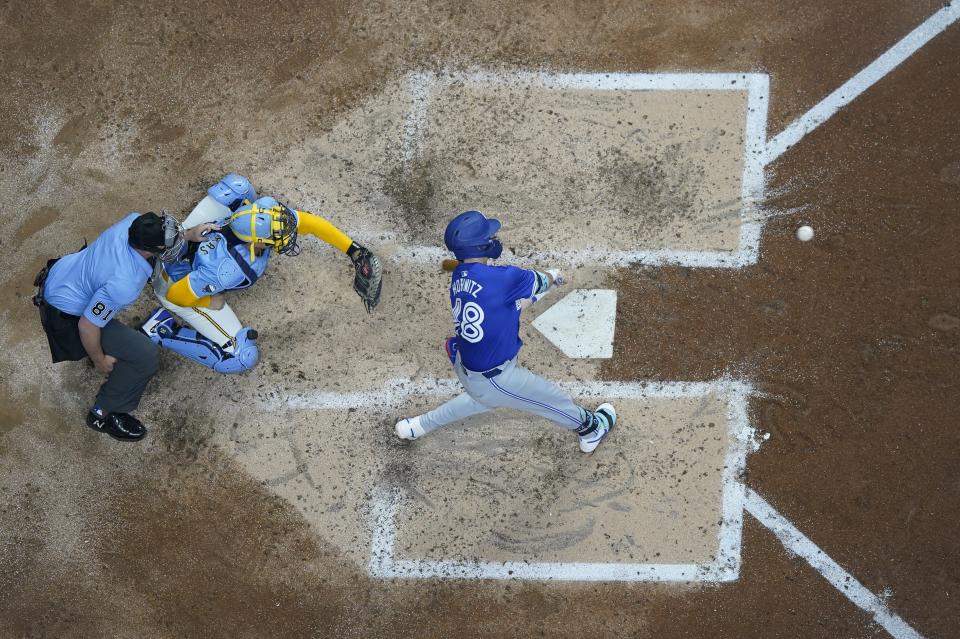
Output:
[{"xmin": 1, "ymin": 1, "xmax": 958, "ymax": 638}]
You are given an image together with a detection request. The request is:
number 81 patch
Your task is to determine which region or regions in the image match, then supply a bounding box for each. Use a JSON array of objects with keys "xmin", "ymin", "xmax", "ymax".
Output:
[{"xmin": 91, "ymin": 300, "xmax": 113, "ymax": 320}]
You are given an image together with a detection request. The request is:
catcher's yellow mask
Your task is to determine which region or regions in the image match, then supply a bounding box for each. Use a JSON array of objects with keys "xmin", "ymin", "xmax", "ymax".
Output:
[{"xmin": 227, "ymin": 203, "xmax": 300, "ymax": 261}]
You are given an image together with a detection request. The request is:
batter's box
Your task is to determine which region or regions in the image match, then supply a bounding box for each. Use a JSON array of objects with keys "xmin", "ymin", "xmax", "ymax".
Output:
[
  {"xmin": 369, "ymin": 380, "xmax": 755, "ymax": 582},
  {"xmin": 397, "ymin": 71, "xmax": 768, "ymax": 268}
]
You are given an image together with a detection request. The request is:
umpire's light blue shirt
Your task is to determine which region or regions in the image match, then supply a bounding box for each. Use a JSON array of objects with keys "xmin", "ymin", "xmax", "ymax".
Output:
[{"xmin": 43, "ymin": 213, "xmax": 154, "ymax": 326}]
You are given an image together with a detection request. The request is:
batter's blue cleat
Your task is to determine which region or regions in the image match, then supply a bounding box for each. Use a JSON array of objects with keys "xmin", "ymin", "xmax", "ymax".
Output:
[
  {"xmin": 140, "ymin": 307, "xmax": 176, "ymax": 342},
  {"xmin": 395, "ymin": 416, "xmax": 426, "ymax": 441},
  {"xmin": 578, "ymin": 403, "xmax": 616, "ymax": 453}
]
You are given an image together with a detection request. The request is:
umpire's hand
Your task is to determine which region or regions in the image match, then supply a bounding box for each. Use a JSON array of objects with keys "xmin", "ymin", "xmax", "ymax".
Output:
[
  {"xmin": 94, "ymin": 354, "xmax": 117, "ymax": 374},
  {"xmin": 184, "ymin": 223, "xmax": 220, "ymax": 242}
]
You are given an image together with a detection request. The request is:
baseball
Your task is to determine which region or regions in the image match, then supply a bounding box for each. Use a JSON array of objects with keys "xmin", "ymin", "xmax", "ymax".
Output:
[{"xmin": 796, "ymin": 225, "xmax": 815, "ymax": 242}]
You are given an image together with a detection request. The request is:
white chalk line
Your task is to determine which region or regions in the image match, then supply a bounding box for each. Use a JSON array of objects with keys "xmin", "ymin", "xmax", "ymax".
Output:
[
  {"xmin": 391, "ymin": 244, "xmax": 755, "ymax": 269},
  {"xmin": 412, "ymin": 70, "xmax": 766, "ymax": 91},
  {"xmin": 763, "ymin": 2, "xmax": 960, "ymax": 166},
  {"xmin": 314, "ymin": 232, "xmax": 755, "ymax": 269},
  {"xmin": 400, "ymin": 71, "xmax": 437, "ymax": 165},
  {"xmin": 716, "ymin": 385, "xmax": 753, "ymax": 580},
  {"xmin": 358, "ymin": 378, "xmax": 755, "ymax": 583},
  {"xmin": 739, "ymin": 73, "xmax": 770, "ymax": 265},
  {"xmin": 263, "ymin": 377, "xmax": 754, "ymax": 411},
  {"xmin": 402, "ymin": 70, "xmax": 770, "ymax": 269},
  {"xmin": 744, "ymin": 489, "xmax": 925, "ymax": 639}
]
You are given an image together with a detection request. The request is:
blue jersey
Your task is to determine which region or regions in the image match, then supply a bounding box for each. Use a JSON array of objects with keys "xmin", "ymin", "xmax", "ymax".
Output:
[
  {"xmin": 43, "ymin": 213, "xmax": 153, "ymax": 326},
  {"xmin": 451, "ymin": 263, "xmax": 535, "ymax": 371}
]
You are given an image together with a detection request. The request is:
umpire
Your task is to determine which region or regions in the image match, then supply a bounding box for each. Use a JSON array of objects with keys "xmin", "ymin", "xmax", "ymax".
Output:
[{"xmin": 33, "ymin": 211, "xmax": 203, "ymax": 441}]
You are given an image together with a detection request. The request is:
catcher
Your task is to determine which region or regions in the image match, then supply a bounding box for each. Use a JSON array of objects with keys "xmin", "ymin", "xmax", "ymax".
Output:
[{"xmin": 140, "ymin": 173, "xmax": 383, "ymax": 373}]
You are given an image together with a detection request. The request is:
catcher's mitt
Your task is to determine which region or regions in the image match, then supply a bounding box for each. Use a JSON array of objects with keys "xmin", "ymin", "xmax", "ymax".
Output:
[{"xmin": 349, "ymin": 245, "xmax": 383, "ymax": 312}]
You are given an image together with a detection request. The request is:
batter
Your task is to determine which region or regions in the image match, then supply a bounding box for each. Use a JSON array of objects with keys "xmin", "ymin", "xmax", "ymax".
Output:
[{"xmin": 395, "ymin": 210, "xmax": 616, "ymax": 453}]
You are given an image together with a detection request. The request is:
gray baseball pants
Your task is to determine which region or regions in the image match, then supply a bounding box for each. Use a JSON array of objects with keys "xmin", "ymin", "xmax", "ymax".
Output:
[
  {"xmin": 418, "ymin": 355, "xmax": 587, "ymax": 435},
  {"xmin": 39, "ymin": 297, "xmax": 160, "ymax": 415},
  {"xmin": 95, "ymin": 320, "xmax": 161, "ymax": 414}
]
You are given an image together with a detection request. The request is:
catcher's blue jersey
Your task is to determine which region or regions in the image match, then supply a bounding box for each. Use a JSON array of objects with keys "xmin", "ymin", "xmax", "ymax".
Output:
[
  {"xmin": 450, "ymin": 263, "xmax": 535, "ymax": 371},
  {"xmin": 164, "ymin": 231, "xmax": 271, "ymax": 296},
  {"xmin": 163, "ymin": 197, "xmax": 295, "ymax": 295}
]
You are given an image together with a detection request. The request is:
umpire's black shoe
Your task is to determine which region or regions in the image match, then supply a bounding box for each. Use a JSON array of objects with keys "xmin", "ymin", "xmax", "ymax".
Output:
[{"xmin": 86, "ymin": 410, "xmax": 147, "ymax": 442}]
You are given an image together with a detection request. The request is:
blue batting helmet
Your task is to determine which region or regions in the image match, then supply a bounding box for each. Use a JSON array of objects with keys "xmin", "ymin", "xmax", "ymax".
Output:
[{"xmin": 444, "ymin": 210, "xmax": 503, "ymax": 260}]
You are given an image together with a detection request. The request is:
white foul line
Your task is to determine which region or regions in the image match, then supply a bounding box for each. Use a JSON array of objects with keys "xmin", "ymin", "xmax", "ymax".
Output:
[
  {"xmin": 360, "ymin": 378, "xmax": 756, "ymax": 583},
  {"xmin": 744, "ymin": 489, "xmax": 925, "ymax": 639},
  {"xmin": 763, "ymin": 1, "xmax": 960, "ymax": 166}
]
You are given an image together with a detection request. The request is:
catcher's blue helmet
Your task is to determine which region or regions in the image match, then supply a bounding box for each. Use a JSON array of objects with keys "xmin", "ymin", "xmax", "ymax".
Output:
[
  {"xmin": 208, "ymin": 173, "xmax": 257, "ymax": 212},
  {"xmin": 227, "ymin": 197, "xmax": 300, "ymax": 260},
  {"xmin": 444, "ymin": 210, "xmax": 503, "ymax": 260}
]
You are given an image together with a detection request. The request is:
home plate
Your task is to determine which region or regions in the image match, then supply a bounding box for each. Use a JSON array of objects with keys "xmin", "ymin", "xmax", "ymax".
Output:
[{"xmin": 532, "ymin": 289, "xmax": 617, "ymax": 358}]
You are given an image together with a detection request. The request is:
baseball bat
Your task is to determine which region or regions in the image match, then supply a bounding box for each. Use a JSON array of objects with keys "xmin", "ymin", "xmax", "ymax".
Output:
[{"xmin": 442, "ymin": 259, "xmax": 459, "ymax": 272}]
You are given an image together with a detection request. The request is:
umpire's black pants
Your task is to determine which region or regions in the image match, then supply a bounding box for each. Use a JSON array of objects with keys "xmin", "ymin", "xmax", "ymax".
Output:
[{"xmin": 39, "ymin": 303, "xmax": 160, "ymax": 415}]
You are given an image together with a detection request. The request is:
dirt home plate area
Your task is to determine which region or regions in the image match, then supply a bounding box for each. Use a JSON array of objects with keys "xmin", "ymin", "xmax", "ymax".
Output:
[{"xmin": 1, "ymin": 2, "xmax": 959, "ymax": 638}]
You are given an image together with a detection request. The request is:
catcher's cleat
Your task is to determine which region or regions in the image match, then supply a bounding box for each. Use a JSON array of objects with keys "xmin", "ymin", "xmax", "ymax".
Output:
[
  {"xmin": 577, "ymin": 403, "xmax": 616, "ymax": 453},
  {"xmin": 395, "ymin": 416, "xmax": 425, "ymax": 441},
  {"xmin": 86, "ymin": 409, "xmax": 147, "ymax": 442}
]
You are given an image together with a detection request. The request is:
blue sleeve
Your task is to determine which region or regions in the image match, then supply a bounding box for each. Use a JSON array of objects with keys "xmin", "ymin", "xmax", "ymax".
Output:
[
  {"xmin": 503, "ymin": 266, "xmax": 536, "ymax": 303},
  {"xmin": 82, "ymin": 281, "xmax": 137, "ymax": 327}
]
